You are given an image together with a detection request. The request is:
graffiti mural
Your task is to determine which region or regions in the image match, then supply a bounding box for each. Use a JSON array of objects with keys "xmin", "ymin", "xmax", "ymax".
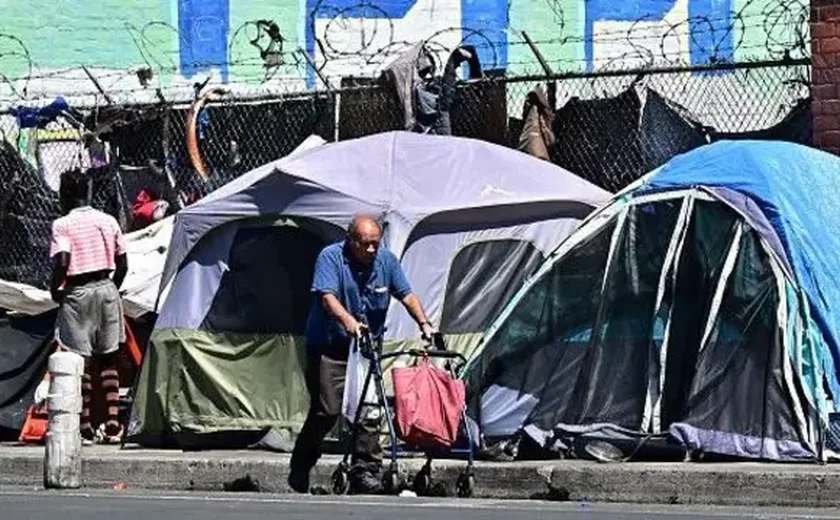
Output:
[{"xmin": 0, "ymin": 0, "xmax": 809, "ymax": 104}]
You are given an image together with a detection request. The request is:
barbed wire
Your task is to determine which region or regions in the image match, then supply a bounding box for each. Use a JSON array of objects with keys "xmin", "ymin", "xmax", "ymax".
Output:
[{"xmin": 0, "ymin": 0, "xmax": 811, "ymax": 104}]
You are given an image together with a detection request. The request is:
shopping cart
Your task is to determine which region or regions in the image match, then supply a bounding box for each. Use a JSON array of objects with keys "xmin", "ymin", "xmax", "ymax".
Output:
[{"xmin": 331, "ymin": 330, "xmax": 476, "ymax": 497}]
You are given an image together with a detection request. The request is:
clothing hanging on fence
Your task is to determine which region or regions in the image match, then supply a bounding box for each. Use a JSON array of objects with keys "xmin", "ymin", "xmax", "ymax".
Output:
[
  {"xmin": 382, "ymin": 44, "xmax": 481, "ymax": 136},
  {"xmin": 11, "ymin": 97, "xmax": 71, "ymax": 129},
  {"xmin": 87, "ymin": 137, "xmax": 110, "ymax": 168},
  {"xmin": 517, "ymin": 86, "xmax": 555, "ymax": 161},
  {"xmin": 16, "ymin": 128, "xmax": 39, "ymax": 172},
  {"xmin": 414, "ymin": 47, "xmax": 482, "ymax": 136},
  {"xmin": 381, "ymin": 42, "xmax": 433, "ymax": 131}
]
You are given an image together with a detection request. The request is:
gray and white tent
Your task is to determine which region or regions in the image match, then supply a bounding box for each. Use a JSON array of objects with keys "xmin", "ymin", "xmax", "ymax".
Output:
[{"xmin": 127, "ymin": 131, "xmax": 610, "ymax": 447}]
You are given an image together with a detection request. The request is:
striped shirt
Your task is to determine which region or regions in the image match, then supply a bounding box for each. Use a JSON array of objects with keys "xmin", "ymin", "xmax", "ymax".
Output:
[{"xmin": 50, "ymin": 207, "xmax": 127, "ymax": 276}]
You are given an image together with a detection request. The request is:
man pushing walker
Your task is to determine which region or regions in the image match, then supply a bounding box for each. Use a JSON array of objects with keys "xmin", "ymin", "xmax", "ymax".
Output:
[{"xmin": 289, "ymin": 213, "xmax": 436, "ymax": 494}]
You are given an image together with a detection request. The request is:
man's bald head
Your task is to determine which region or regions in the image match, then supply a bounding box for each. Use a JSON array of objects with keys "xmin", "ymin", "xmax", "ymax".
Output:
[
  {"xmin": 347, "ymin": 213, "xmax": 382, "ymax": 266},
  {"xmin": 349, "ymin": 214, "xmax": 382, "ymax": 238}
]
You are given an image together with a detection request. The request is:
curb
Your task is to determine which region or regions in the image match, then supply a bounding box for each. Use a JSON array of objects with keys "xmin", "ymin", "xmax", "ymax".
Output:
[{"xmin": 2, "ymin": 447, "xmax": 840, "ymax": 507}]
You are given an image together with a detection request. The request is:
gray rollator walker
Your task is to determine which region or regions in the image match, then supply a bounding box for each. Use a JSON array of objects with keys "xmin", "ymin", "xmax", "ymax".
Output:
[{"xmin": 331, "ymin": 329, "xmax": 476, "ymax": 497}]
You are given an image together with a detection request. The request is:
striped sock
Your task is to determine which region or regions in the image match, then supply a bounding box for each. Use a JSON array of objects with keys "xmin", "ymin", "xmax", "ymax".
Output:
[
  {"xmin": 80, "ymin": 369, "xmax": 94, "ymax": 439},
  {"xmin": 100, "ymin": 358, "xmax": 121, "ymax": 437}
]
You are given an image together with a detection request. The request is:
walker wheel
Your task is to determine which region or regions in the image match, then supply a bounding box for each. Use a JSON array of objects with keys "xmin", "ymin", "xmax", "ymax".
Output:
[
  {"xmin": 456, "ymin": 472, "xmax": 474, "ymax": 498},
  {"xmin": 382, "ymin": 468, "xmax": 400, "ymax": 495},
  {"xmin": 331, "ymin": 465, "xmax": 349, "ymax": 495},
  {"xmin": 412, "ymin": 467, "xmax": 432, "ymax": 495}
]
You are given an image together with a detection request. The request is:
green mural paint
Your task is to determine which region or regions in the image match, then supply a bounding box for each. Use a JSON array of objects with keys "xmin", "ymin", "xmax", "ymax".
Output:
[
  {"xmin": 0, "ymin": 0, "xmax": 175, "ymax": 79},
  {"xmin": 733, "ymin": 0, "xmax": 806, "ymax": 61},
  {"xmin": 228, "ymin": 2, "xmax": 302, "ymax": 84},
  {"xmin": 507, "ymin": 0, "xmax": 585, "ymax": 76}
]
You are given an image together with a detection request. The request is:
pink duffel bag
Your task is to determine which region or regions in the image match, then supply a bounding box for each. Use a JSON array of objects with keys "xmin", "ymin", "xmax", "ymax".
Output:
[{"xmin": 392, "ymin": 357, "xmax": 466, "ymax": 449}]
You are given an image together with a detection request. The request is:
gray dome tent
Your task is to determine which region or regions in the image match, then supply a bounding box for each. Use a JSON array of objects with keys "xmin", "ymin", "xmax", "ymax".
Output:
[{"xmin": 127, "ymin": 131, "xmax": 610, "ymax": 447}]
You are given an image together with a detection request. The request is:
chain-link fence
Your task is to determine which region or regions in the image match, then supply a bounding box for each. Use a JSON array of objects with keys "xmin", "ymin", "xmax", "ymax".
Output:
[{"xmin": 0, "ymin": 58, "xmax": 810, "ymax": 290}]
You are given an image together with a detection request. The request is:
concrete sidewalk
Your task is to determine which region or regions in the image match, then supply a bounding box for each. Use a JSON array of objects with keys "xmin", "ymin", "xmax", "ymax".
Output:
[{"xmin": 1, "ymin": 444, "xmax": 840, "ymax": 507}]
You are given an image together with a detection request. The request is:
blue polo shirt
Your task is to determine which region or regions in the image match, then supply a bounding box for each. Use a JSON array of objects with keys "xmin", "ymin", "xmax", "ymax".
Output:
[{"xmin": 305, "ymin": 241, "xmax": 412, "ymax": 355}]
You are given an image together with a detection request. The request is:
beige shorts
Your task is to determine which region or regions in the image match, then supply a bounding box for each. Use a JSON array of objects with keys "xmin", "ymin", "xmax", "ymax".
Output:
[{"xmin": 56, "ymin": 279, "xmax": 124, "ymax": 357}]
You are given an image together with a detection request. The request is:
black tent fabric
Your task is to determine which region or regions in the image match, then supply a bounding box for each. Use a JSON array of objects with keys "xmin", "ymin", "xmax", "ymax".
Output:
[
  {"xmin": 710, "ymin": 98, "xmax": 811, "ymax": 145},
  {"xmin": 552, "ymin": 87, "xmax": 644, "ymax": 192},
  {"xmin": 549, "ymin": 86, "xmax": 810, "ymax": 192},
  {"xmin": 200, "ymin": 225, "xmax": 330, "ymax": 334},
  {"xmin": 0, "ymin": 140, "xmax": 61, "ymax": 288},
  {"xmin": 551, "ymin": 87, "xmax": 708, "ymax": 192},
  {"xmin": 638, "ymin": 89, "xmax": 708, "ymax": 171},
  {"xmin": 0, "ymin": 309, "xmax": 56, "ymax": 441}
]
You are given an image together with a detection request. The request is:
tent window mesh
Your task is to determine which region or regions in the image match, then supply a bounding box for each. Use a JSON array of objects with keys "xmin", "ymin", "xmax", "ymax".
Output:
[
  {"xmin": 469, "ymin": 200, "xmax": 682, "ymax": 431},
  {"xmin": 468, "ymin": 220, "xmax": 615, "ymax": 401},
  {"xmin": 678, "ymin": 222, "xmax": 799, "ymax": 446},
  {"xmin": 553, "ymin": 200, "xmax": 681, "ymax": 428},
  {"xmin": 440, "ymin": 239, "xmax": 544, "ymax": 334},
  {"xmin": 661, "ymin": 200, "xmax": 741, "ymax": 427},
  {"xmin": 470, "ymin": 197, "xmax": 805, "ymax": 455}
]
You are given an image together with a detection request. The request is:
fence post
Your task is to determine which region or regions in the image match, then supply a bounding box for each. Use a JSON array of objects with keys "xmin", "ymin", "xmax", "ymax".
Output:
[
  {"xmin": 334, "ymin": 91, "xmax": 341, "ymax": 142},
  {"xmin": 43, "ymin": 351, "xmax": 85, "ymax": 489}
]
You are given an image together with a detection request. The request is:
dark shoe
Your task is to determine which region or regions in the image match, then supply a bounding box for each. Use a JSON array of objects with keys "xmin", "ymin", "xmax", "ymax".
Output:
[
  {"xmin": 80, "ymin": 426, "xmax": 95, "ymax": 447},
  {"xmin": 96, "ymin": 423, "xmax": 124, "ymax": 445},
  {"xmin": 287, "ymin": 466, "xmax": 310, "ymax": 494},
  {"xmin": 349, "ymin": 469, "xmax": 383, "ymax": 495}
]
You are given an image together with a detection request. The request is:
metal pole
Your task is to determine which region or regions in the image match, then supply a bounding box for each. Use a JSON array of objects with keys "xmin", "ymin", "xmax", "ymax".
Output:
[
  {"xmin": 81, "ymin": 65, "xmax": 115, "ymax": 105},
  {"xmin": 521, "ymin": 31, "xmax": 557, "ymax": 109},
  {"xmin": 300, "ymin": 47, "xmax": 333, "ymax": 91}
]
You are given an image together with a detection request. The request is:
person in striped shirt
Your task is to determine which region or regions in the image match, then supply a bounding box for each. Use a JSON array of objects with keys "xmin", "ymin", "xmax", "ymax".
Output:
[{"xmin": 49, "ymin": 168, "xmax": 128, "ymax": 444}]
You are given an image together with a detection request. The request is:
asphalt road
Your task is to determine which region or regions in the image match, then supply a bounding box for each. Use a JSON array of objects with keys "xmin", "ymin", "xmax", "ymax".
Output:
[{"xmin": 1, "ymin": 488, "xmax": 839, "ymax": 520}]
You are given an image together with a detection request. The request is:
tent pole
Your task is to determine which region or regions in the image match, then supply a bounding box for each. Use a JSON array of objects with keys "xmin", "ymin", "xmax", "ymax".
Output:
[
  {"xmin": 645, "ymin": 194, "xmax": 694, "ymax": 433},
  {"xmin": 698, "ymin": 222, "xmax": 743, "ymax": 354}
]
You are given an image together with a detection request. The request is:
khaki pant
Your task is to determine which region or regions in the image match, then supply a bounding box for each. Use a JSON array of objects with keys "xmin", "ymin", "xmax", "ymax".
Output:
[
  {"xmin": 290, "ymin": 351, "xmax": 382, "ymax": 474},
  {"xmin": 56, "ymin": 279, "xmax": 124, "ymax": 357}
]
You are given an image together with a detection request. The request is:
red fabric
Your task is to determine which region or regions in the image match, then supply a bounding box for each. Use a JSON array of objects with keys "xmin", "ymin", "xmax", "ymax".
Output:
[
  {"xmin": 18, "ymin": 405, "xmax": 49, "ymax": 444},
  {"xmin": 392, "ymin": 358, "xmax": 465, "ymax": 449},
  {"xmin": 123, "ymin": 318, "xmax": 143, "ymax": 366},
  {"xmin": 132, "ymin": 189, "xmax": 158, "ymax": 228}
]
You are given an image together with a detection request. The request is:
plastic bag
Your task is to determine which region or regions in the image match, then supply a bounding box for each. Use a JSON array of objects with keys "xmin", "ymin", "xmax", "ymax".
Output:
[{"xmin": 341, "ymin": 340, "xmax": 379, "ymax": 422}]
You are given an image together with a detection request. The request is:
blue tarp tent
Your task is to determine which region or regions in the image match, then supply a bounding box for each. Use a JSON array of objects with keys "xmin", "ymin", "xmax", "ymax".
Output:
[{"xmin": 464, "ymin": 141, "xmax": 840, "ymax": 462}]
